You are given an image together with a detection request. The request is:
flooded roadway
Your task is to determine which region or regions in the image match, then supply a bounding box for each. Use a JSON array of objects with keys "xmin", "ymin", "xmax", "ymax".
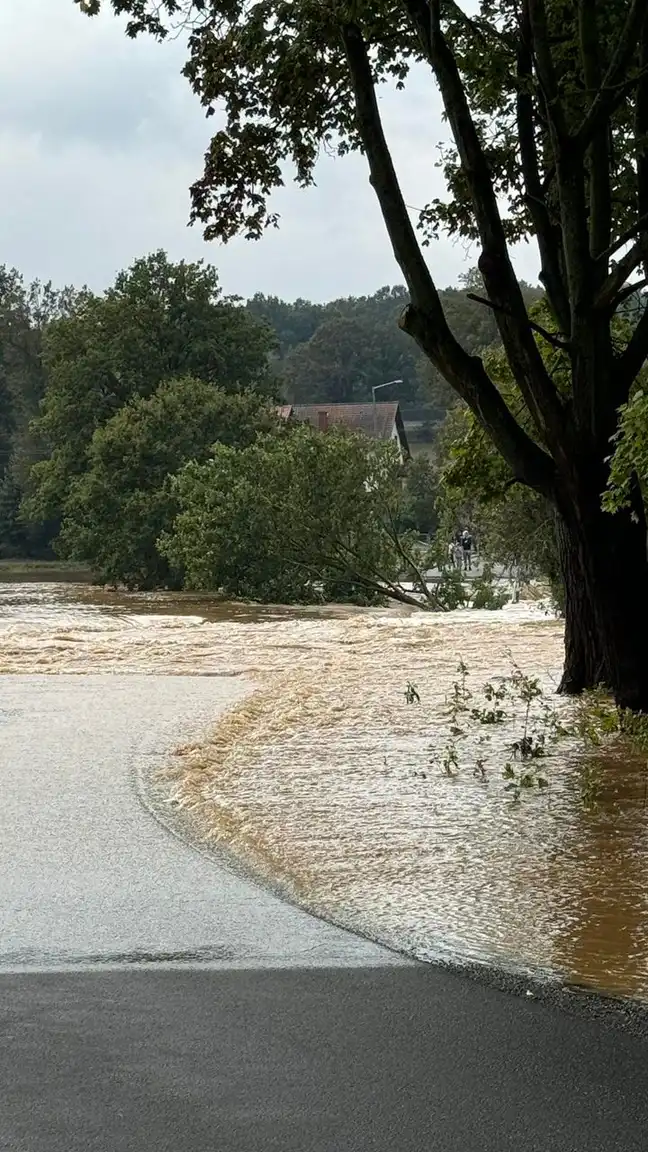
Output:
[
  {"xmin": 2, "ymin": 581, "xmax": 648, "ymax": 998},
  {"xmin": 0, "ymin": 584, "xmax": 403, "ymax": 970}
]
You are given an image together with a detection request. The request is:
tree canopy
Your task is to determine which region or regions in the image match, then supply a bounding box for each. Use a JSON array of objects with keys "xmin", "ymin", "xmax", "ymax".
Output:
[
  {"xmin": 58, "ymin": 379, "xmax": 276, "ymax": 588},
  {"xmin": 0, "ymin": 269, "xmax": 77, "ymax": 558},
  {"xmin": 24, "ymin": 251, "xmax": 278, "ymax": 533},
  {"xmin": 1, "ymin": 254, "xmax": 499, "ymax": 568},
  {"xmin": 604, "ymin": 390, "xmax": 648, "ymax": 515},
  {"xmin": 162, "ymin": 423, "xmax": 438, "ymax": 606}
]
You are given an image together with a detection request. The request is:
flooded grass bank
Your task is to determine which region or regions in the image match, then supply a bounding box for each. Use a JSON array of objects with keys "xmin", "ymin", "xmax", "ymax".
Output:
[
  {"xmin": 2, "ymin": 581, "xmax": 648, "ymax": 999},
  {"xmin": 0, "ymin": 560, "xmax": 92, "ymax": 583}
]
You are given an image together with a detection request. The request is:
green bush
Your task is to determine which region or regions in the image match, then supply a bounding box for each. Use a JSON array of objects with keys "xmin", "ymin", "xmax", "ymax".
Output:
[
  {"xmin": 470, "ymin": 566, "xmax": 510, "ymax": 610},
  {"xmin": 435, "ymin": 567, "xmax": 468, "ymax": 610}
]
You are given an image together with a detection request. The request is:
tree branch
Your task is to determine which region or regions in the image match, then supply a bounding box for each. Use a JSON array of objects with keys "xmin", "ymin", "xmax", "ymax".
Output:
[
  {"xmin": 339, "ymin": 19, "xmax": 556, "ymax": 498},
  {"xmin": 400, "ymin": 304, "xmax": 556, "ymax": 497},
  {"xmin": 611, "ymin": 278, "xmax": 648, "ymax": 313},
  {"xmin": 604, "ymin": 16, "xmax": 648, "ymax": 399},
  {"xmin": 466, "ymin": 293, "xmax": 570, "ymax": 349},
  {"xmin": 378, "ymin": 494, "xmax": 441, "ymax": 607},
  {"xmin": 529, "ymin": 0, "xmax": 615, "ymax": 449},
  {"xmin": 263, "ymin": 505, "xmax": 433, "ymax": 610},
  {"xmin": 327, "ymin": 536, "xmax": 437, "ymax": 609},
  {"xmin": 516, "ymin": 31, "xmax": 570, "ymax": 331},
  {"xmin": 526, "ymin": 0, "xmax": 569, "ymax": 141},
  {"xmin": 444, "ymin": 0, "xmax": 516, "ymax": 50},
  {"xmin": 594, "ymin": 240, "xmax": 647, "ymax": 310},
  {"xmin": 528, "ymin": 0, "xmax": 592, "ymax": 328},
  {"xmin": 576, "ymin": 0, "xmax": 648, "ymax": 150},
  {"xmin": 578, "ymin": 0, "xmax": 612, "ymax": 263},
  {"xmin": 598, "ymin": 212, "xmax": 648, "ymax": 265},
  {"xmin": 260, "ymin": 463, "xmax": 443, "ymax": 610},
  {"xmin": 399, "ymin": 0, "xmax": 568, "ymax": 462},
  {"xmin": 277, "ymin": 548, "xmax": 430, "ymax": 610},
  {"xmin": 636, "ymin": 15, "xmax": 648, "ymax": 277}
]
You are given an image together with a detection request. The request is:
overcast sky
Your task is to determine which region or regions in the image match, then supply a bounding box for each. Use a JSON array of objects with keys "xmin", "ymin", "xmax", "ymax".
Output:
[{"xmin": 0, "ymin": 0, "xmax": 541, "ymax": 303}]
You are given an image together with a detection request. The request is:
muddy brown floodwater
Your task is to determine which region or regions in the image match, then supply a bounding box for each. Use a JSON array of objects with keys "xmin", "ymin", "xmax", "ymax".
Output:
[{"xmin": 3, "ymin": 581, "xmax": 648, "ymax": 1000}]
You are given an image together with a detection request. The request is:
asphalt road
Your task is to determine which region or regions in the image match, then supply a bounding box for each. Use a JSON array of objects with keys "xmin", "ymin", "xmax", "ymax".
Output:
[
  {"xmin": 2, "ymin": 675, "xmax": 648, "ymax": 1150},
  {"xmin": 3, "ymin": 968, "xmax": 648, "ymax": 1152}
]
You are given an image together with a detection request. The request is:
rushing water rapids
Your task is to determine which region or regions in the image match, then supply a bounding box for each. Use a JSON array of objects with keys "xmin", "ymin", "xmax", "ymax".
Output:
[{"xmin": 2, "ymin": 580, "xmax": 648, "ymax": 999}]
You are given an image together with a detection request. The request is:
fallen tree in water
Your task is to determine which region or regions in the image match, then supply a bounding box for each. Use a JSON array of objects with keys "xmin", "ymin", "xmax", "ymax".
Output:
[{"xmin": 161, "ymin": 424, "xmax": 446, "ymax": 609}]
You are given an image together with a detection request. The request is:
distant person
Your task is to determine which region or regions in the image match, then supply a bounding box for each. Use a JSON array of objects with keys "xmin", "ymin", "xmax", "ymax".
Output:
[
  {"xmin": 461, "ymin": 529, "xmax": 473, "ymax": 572},
  {"xmin": 447, "ymin": 540, "xmax": 456, "ymax": 568}
]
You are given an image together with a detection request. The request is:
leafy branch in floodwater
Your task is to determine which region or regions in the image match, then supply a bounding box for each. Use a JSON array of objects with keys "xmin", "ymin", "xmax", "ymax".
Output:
[
  {"xmin": 406, "ymin": 661, "xmax": 574, "ymax": 798},
  {"xmin": 404, "ymin": 681, "xmax": 420, "ymax": 706},
  {"xmin": 405, "ymin": 664, "xmax": 648, "ymax": 806},
  {"xmin": 470, "ymin": 679, "xmax": 508, "ymax": 725},
  {"xmin": 572, "ymin": 690, "xmax": 648, "ymax": 807}
]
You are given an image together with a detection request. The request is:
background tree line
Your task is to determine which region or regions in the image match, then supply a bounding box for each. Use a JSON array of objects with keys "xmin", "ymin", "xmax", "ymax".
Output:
[
  {"xmin": 246, "ymin": 269, "xmax": 541, "ymax": 436},
  {"xmin": 0, "ymin": 269, "xmax": 77, "ymax": 558},
  {"xmin": 4, "ymin": 245, "xmax": 646, "ymax": 617},
  {"xmin": 0, "ymin": 251, "xmax": 517, "ymax": 567}
]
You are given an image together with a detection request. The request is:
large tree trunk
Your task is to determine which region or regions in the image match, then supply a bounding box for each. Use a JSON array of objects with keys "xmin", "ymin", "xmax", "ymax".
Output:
[
  {"xmin": 555, "ymin": 477, "xmax": 648, "ymax": 711},
  {"xmin": 556, "ymin": 512, "xmax": 607, "ymax": 695}
]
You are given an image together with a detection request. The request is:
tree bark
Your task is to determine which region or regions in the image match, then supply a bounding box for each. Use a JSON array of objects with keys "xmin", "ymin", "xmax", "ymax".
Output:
[
  {"xmin": 555, "ymin": 478, "xmax": 648, "ymax": 710},
  {"xmin": 555, "ymin": 512, "xmax": 606, "ymax": 695}
]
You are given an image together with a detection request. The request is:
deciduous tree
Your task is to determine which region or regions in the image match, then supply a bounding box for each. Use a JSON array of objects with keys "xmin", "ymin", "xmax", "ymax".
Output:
[
  {"xmin": 25, "ymin": 251, "xmax": 277, "ymax": 531},
  {"xmin": 59, "ymin": 378, "xmax": 275, "ymax": 588},
  {"xmin": 80, "ymin": 0, "xmax": 648, "ymax": 706},
  {"xmin": 0, "ymin": 269, "xmax": 76, "ymax": 557}
]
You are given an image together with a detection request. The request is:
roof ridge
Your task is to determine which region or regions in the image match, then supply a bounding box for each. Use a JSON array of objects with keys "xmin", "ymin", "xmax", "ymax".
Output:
[{"xmin": 291, "ymin": 401, "xmax": 399, "ymax": 410}]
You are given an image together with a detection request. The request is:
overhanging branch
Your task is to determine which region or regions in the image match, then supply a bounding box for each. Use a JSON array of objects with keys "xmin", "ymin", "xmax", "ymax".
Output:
[
  {"xmin": 378, "ymin": 493, "xmax": 441, "ymax": 607},
  {"xmin": 402, "ymin": 0, "xmax": 568, "ymax": 457},
  {"xmin": 339, "ymin": 19, "xmax": 556, "ymax": 498}
]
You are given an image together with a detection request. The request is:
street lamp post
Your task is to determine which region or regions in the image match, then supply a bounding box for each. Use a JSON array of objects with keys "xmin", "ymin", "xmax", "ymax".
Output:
[{"xmin": 372, "ymin": 378, "xmax": 403, "ymax": 439}]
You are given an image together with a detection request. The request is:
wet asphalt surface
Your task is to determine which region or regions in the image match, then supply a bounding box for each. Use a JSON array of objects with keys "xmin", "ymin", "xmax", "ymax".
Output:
[
  {"xmin": 0, "ymin": 676, "xmax": 400, "ymax": 969},
  {"xmin": 2, "ymin": 675, "xmax": 648, "ymax": 1150},
  {"xmin": 4, "ymin": 967, "xmax": 648, "ymax": 1151}
]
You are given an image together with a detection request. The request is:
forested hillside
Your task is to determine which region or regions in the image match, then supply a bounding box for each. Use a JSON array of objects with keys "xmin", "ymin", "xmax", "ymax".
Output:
[{"xmin": 246, "ymin": 273, "xmax": 542, "ymax": 434}]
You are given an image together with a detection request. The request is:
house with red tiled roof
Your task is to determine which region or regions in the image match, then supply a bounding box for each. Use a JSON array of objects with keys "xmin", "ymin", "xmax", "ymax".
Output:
[{"xmin": 276, "ymin": 402, "xmax": 410, "ymax": 462}]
